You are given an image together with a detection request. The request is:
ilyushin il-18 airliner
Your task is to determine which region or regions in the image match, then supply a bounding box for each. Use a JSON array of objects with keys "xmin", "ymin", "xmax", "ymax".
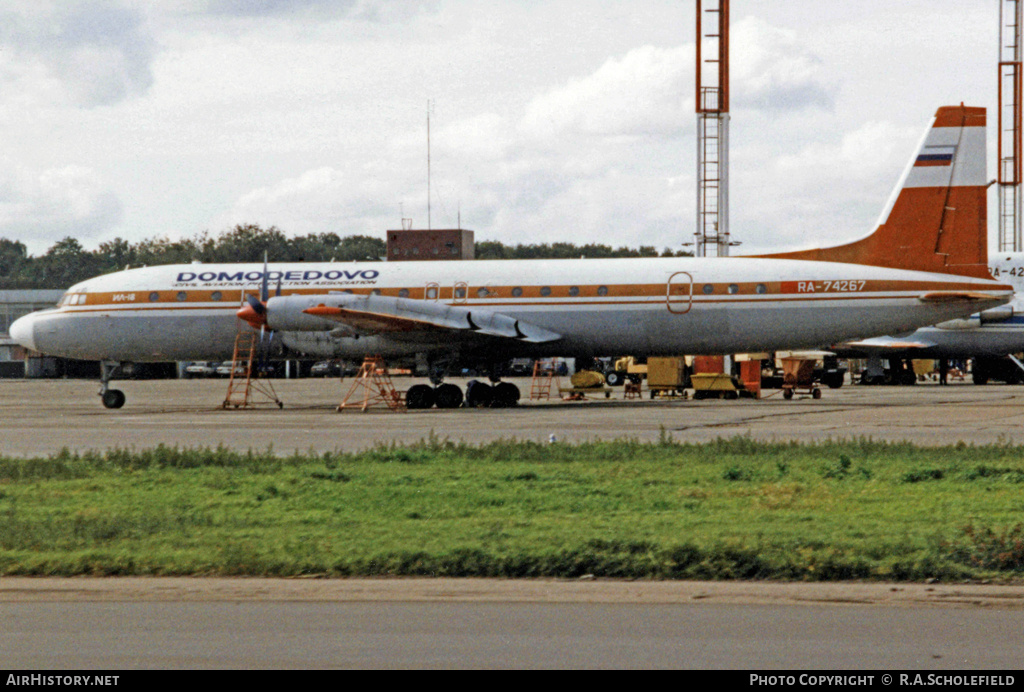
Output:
[{"xmin": 9, "ymin": 105, "xmax": 1014, "ymax": 408}]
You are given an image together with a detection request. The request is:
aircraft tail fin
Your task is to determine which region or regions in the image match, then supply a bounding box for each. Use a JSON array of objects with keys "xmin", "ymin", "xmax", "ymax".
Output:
[{"xmin": 756, "ymin": 105, "xmax": 990, "ymax": 279}]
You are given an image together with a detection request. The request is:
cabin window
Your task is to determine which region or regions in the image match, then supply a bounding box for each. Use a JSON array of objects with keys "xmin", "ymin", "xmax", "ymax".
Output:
[
  {"xmin": 176, "ymin": 291, "xmax": 187, "ymax": 302},
  {"xmin": 399, "ymin": 288, "xmax": 410, "ymax": 298},
  {"xmin": 702, "ymin": 284, "xmax": 714, "ymax": 294},
  {"xmin": 371, "ymin": 289, "xmax": 382, "ymax": 296},
  {"xmin": 477, "ymin": 287, "xmax": 490, "ymax": 298},
  {"xmin": 454, "ymin": 287, "xmax": 466, "ymax": 299},
  {"xmin": 512, "ymin": 287, "xmax": 523, "ymax": 297},
  {"xmin": 540, "ymin": 286, "xmax": 552, "ymax": 297},
  {"xmin": 597, "ymin": 285, "xmax": 609, "ymax": 296},
  {"xmin": 211, "ymin": 291, "xmax": 222, "ymax": 301},
  {"xmin": 569, "ymin": 286, "xmax": 580, "ymax": 297},
  {"xmin": 149, "ymin": 292, "xmax": 160, "ymax": 302},
  {"xmin": 727, "ymin": 284, "xmax": 739, "ymax": 294},
  {"xmin": 756, "ymin": 283, "xmax": 768, "ymax": 294},
  {"xmin": 426, "ymin": 286, "xmax": 438, "ymax": 299}
]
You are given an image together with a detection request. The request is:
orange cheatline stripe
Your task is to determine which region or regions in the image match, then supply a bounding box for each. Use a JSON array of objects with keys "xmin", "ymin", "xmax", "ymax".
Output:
[{"xmin": 75, "ymin": 278, "xmax": 1007, "ymax": 307}]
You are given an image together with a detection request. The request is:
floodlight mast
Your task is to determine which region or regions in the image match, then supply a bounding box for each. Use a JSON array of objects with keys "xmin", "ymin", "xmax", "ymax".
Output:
[
  {"xmin": 695, "ymin": 0, "xmax": 736, "ymax": 257},
  {"xmin": 999, "ymin": 0, "xmax": 1023, "ymax": 252}
]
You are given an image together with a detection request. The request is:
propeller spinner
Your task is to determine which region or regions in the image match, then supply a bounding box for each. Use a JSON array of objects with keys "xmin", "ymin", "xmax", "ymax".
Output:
[{"xmin": 236, "ymin": 252, "xmax": 280, "ymax": 328}]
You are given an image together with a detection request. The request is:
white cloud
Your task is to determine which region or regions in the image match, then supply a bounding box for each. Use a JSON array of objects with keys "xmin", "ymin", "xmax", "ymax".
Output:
[
  {"xmin": 520, "ymin": 45, "xmax": 693, "ymax": 140},
  {"xmin": 733, "ymin": 119, "xmax": 920, "ymax": 252},
  {"xmin": 204, "ymin": 0, "xmax": 438, "ymax": 22},
  {"xmin": 0, "ymin": 165, "xmax": 123, "ymax": 249},
  {"xmin": 731, "ymin": 16, "xmax": 834, "ymax": 112},
  {"xmin": 0, "ymin": 2, "xmax": 156, "ymax": 107},
  {"xmin": 217, "ymin": 164, "xmax": 407, "ymax": 235}
]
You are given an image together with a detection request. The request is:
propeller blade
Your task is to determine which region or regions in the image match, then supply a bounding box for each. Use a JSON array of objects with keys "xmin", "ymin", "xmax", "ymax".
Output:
[
  {"xmin": 261, "ymin": 251, "xmax": 269, "ymax": 303},
  {"xmin": 247, "ymin": 294, "xmax": 266, "ymax": 314}
]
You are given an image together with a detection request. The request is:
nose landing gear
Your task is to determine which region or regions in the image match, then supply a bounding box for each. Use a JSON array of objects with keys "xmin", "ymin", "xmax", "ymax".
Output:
[{"xmin": 99, "ymin": 361, "xmax": 126, "ymax": 409}]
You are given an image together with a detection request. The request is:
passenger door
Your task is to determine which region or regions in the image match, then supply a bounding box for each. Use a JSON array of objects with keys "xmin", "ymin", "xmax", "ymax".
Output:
[{"xmin": 666, "ymin": 271, "xmax": 693, "ymax": 314}]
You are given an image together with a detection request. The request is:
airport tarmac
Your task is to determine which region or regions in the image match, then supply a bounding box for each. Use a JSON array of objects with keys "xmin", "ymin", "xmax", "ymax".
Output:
[
  {"xmin": 3, "ymin": 376, "xmax": 1024, "ymax": 457},
  {"xmin": 5, "ymin": 376, "xmax": 1024, "ymax": 668}
]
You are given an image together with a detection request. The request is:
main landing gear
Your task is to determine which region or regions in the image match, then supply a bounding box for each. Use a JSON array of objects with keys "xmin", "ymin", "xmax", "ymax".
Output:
[
  {"xmin": 99, "ymin": 361, "xmax": 126, "ymax": 409},
  {"xmin": 405, "ymin": 362, "xmax": 522, "ymax": 409}
]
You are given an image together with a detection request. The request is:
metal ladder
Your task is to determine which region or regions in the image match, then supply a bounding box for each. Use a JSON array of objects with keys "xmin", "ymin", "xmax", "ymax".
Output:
[{"xmin": 222, "ymin": 323, "xmax": 283, "ymax": 409}]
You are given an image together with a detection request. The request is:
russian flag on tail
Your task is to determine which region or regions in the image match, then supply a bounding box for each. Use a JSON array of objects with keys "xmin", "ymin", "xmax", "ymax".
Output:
[{"xmin": 915, "ymin": 145, "xmax": 956, "ymax": 167}]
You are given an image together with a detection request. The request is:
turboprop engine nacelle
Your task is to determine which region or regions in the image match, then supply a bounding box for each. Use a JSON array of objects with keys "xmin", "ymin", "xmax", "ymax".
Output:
[{"xmin": 935, "ymin": 305, "xmax": 1015, "ymax": 331}]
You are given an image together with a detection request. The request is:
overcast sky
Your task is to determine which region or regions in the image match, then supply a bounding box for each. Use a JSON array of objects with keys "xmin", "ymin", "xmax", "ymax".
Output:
[{"xmin": 0, "ymin": 1, "xmax": 1004, "ymax": 257}]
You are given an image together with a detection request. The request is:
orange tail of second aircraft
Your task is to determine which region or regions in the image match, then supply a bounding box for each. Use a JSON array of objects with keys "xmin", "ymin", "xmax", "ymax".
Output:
[{"xmin": 756, "ymin": 105, "xmax": 991, "ymax": 279}]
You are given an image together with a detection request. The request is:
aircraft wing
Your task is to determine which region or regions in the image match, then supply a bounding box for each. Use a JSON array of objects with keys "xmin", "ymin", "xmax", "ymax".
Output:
[
  {"xmin": 265, "ymin": 293, "xmax": 562, "ymax": 344},
  {"xmin": 918, "ymin": 291, "xmax": 1004, "ymax": 303}
]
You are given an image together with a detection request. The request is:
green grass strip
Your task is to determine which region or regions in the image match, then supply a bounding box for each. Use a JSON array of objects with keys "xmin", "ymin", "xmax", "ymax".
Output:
[{"xmin": 1, "ymin": 434, "xmax": 1023, "ymax": 581}]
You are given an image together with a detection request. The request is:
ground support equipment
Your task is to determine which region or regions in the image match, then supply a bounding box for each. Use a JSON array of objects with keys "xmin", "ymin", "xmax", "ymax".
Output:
[
  {"xmin": 222, "ymin": 325, "xmax": 283, "ymax": 409},
  {"xmin": 780, "ymin": 357, "xmax": 821, "ymax": 400},
  {"xmin": 530, "ymin": 359, "xmax": 563, "ymax": 400},
  {"xmin": 337, "ymin": 356, "xmax": 406, "ymax": 412}
]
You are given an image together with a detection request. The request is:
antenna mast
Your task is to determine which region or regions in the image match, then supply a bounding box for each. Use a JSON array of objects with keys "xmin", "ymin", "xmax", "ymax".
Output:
[{"xmin": 427, "ymin": 99, "xmax": 433, "ymax": 231}]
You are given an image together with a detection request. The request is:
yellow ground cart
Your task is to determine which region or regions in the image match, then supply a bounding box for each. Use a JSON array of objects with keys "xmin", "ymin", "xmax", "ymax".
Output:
[{"xmin": 780, "ymin": 356, "xmax": 821, "ymax": 399}]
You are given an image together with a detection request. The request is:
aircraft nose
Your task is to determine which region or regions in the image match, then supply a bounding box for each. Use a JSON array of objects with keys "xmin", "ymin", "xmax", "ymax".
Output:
[{"xmin": 9, "ymin": 313, "xmax": 36, "ymax": 351}]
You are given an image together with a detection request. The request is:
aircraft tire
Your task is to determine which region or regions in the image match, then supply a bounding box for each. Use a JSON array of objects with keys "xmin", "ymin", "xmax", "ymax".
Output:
[
  {"xmin": 406, "ymin": 384, "xmax": 436, "ymax": 409},
  {"xmin": 465, "ymin": 380, "xmax": 493, "ymax": 408},
  {"xmin": 491, "ymin": 382, "xmax": 521, "ymax": 408},
  {"xmin": 823, "ymin": 374, "xmax": 844, "ymax": 389},
  {"xmin": 102, "ymin": 389, "xmax": 126, "ymax": 409},
  {"xmin": 434, "ymin": 383, "xmax": 464, "ymax": 409}
]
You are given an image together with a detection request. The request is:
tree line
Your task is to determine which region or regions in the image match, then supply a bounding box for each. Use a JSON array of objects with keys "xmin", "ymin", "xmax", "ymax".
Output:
[{"xmin": 0, "ymin": 224, "xmax": 691, "ymax": 289}]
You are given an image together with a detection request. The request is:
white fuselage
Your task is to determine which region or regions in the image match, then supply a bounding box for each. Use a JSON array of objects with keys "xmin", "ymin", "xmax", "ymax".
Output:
[{"xmin": 9, "ymin": 257, "xmax": 1013, "ymax": 365}]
